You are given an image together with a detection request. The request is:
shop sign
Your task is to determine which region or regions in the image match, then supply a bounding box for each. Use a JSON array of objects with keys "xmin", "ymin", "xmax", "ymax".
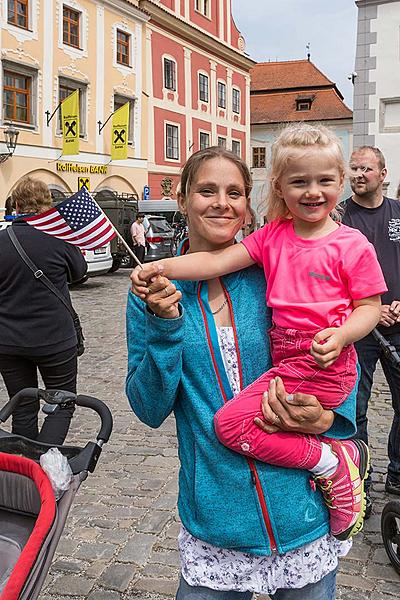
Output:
[
  {"xmin": 56, "ymin": 162, "xmax": 108, "ymax": 174},
  {"xmin": 78, "ymin": 177, "xmax": 90, "ymax": 191}
]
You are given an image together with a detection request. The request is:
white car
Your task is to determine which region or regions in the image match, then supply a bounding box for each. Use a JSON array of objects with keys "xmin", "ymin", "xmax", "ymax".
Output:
[
  {"xmin": 80, "ymin": 244, "xmax": 113, "ymax": 278},
  {"xmin": 0, "ymin": 220, "xmax": 112, "ymax": 280}
]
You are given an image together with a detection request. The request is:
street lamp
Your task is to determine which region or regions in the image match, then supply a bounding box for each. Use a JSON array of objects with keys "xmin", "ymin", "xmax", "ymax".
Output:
[{"xmin": 0, "ymin": 123, "xmax": 19, "ymax": 164}]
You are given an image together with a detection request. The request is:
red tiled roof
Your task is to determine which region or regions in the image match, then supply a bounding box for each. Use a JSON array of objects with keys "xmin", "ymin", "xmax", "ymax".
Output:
[
  {"xmin": 251, "ymin": 60, "xmax": 334, "ymax": 92},
  {"xmin": 251, "ymin": 89, "xmax": 352, "ymax": 124}
]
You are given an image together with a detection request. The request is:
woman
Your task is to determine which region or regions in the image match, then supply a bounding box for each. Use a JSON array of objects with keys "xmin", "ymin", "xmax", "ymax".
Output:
[
  {"xmin": 126, "ymin": 147, "xmax": 357, "ymax": 599},
  {"xmin": 0, "ymin": 177, "xmax": 87, "ymax": 444}
]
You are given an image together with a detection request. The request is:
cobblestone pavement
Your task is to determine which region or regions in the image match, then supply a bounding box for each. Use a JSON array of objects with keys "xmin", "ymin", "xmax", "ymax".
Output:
[{"xmin": 1, "ymin": 270, "xmax": 400, "ymax": 599}]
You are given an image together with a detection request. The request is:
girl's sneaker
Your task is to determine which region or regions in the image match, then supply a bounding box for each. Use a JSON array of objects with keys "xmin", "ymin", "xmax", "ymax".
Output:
[{"xmin": 314, "ymin": 439, "xmax": 370, "ymax": 541}]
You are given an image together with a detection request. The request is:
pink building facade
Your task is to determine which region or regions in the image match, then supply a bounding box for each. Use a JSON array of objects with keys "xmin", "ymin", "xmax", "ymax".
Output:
[{"xmin": 139, "ymin": 0, "xmax": 254, "ymax": 201}]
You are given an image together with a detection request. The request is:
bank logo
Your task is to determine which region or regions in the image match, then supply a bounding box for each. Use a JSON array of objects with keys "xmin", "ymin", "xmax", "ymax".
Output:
[
  {"xmin": 388, "ymin": 219, "xmax": 400, "ymax": 242},
  {"xmin": 78, "ymin": 177, "xmax": 90, "ymax": 191}
]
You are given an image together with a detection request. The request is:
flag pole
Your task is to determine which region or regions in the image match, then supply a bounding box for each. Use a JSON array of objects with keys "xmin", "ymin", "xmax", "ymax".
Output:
[{"xmin": 87, "ymin": 190, "xmax": 143, "ymax": 269}]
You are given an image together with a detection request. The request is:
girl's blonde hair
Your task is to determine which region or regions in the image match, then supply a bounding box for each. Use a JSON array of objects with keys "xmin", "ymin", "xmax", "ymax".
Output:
[{"xmin": 267, "ymin": 123, "xmax": 346, "ymax": 222}]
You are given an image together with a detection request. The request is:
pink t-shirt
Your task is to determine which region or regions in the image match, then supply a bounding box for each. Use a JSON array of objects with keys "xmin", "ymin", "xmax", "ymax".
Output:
[
  {"xmin": 130, "ymin": 221, "xmax": 145, "ymax": 246},
  {"xmin": 242, "ymin": 219, "xmax": 387, "ymax": 330}
]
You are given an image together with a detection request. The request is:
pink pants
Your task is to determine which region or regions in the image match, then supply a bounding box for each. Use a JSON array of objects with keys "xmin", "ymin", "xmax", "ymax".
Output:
[{"xmin": 214, "ymin": 326, "xmax": 357, "ymax": 470}]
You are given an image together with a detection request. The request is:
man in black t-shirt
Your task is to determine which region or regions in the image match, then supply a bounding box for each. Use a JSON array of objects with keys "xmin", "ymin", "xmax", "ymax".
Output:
[{"xmin": 341, "ymin": 146, "xmax": 400, "ymax": 517}]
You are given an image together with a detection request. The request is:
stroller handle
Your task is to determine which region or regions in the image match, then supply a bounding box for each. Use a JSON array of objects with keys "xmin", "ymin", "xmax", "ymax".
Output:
[
  {"xmin": 75, "ymin": 394, "xmax": 113, "ymax": 443},
  {"xmin": 0, "ymin": 387, "xmax": 41, "ymax": 423},
  {"xmin": 0, "ymin": 388, "xmax": 112, "ymax": 443}
]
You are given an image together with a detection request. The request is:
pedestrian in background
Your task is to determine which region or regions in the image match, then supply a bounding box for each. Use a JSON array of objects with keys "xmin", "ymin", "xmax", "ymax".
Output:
[
  {"xmin": 0, "ymin": 177, "xmax": 87, "ymax": 444},
  {"xmin": 340, "ymin": 146, "xmax": 400, "ymax": 516},
  {"xmin": 127, "ymin": 146, "xmax": 359, "ymax": 600},
  {"xmin": 130, "ymin": 212, "xmax": 146, "ymax": 264}
]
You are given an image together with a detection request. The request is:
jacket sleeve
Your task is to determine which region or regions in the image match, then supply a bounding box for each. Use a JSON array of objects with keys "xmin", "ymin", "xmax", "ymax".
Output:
[
  {"xmin": 65, "ymin": 244, "xmax": 87, "ymax": 283},
  {"xmin": 125, "ymin": 290, "xmax": 184, "ymax": 428},
  {"xmin": 324, "ymin": 364, "xmax": 359, "ymax": 439}
]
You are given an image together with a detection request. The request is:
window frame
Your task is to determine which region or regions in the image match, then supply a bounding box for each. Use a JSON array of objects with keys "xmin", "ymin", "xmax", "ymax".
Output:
[
  {"xmin": 165, "ymin": 122, "xmax": 179, "ymax": 161},
  {"xmin": 164, "ymin": 57, "xmax": 177, "ymax": 92},
  {"xmin": 63, "ymin": 5, "xmax": 80, "ymax": 49},
  {"xmin": 231, "ymin": 140, "xmax": 241, "ymax": 156},
  {"xmin": 3, "ymin": 68, "xmax": 32, "ymax": 125},
  {"xmin": 199, "ymin": 130, "xmax": 210, "ymax": 150},
  {"xmin": 195, "ymin": 0, "xmax": 210, "ymax": 18},
  {"xmin": 296, "ymin": 99, "xmax": 312, "ymax": 111},
  {"xmin": 198, "ymin": 72, "xmax": 209, "ymax": 103},
  {"xmin": 114, "ymin": 94, "xmax": 135, "ymax": 145},
  {"xmin": 116, "ymin": 29, "xmax": 131, "ymax": 67},
  {"xmin": 57, "ymin": 77, "xmax": 87, "ymax": 137},
  {"xmin": 252, "ymin": 147, "xmax": 266, "ymax": 168},
  {"xmin": 217, "ymin": 136, "xmax": 226, "ymax": 148},
  {"xmin": 232, "ymin": 88, "xmax": 240, "ymax": 114},
  {"xmin": 217, "ymin": 81, "xmax": 226, "ymax": 109},
  {"xmin": 7, "ymin": 0, "xmax": 29, "ymax": 30}
]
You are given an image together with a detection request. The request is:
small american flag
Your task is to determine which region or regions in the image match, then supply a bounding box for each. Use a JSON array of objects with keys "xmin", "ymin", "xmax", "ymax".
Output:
[{"xmin": 24, "ymin": 188, "xmax": 116, "ymax": 250}]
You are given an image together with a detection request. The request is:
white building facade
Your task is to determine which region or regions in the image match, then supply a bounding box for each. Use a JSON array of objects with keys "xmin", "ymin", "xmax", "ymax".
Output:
[{"xmin": 354, "ymin": 0, "xmax": 400, "ymax": 196}]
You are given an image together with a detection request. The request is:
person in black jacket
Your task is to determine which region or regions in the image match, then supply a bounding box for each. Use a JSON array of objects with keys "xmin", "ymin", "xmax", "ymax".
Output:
[
  {"xmin": 341, "ymin": 146, "xmax": 400, "ymax": 516},
  {"xmin": 0, "ymin": 177, "xmax": 87, "ymax": 444}
]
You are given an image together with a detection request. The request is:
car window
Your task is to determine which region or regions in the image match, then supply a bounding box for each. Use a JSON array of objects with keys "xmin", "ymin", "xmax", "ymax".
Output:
[{"xmin": 148, "ymin": 219, "xmax": 172, "ymax": 233}]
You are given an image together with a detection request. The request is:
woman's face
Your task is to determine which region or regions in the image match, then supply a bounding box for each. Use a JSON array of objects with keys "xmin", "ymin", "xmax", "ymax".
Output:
[{"xmin": 179, "ymin": 157, "xmax": 249, "ymax": 252}]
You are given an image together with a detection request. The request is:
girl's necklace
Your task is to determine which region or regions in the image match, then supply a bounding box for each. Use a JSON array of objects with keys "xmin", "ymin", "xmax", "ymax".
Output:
[{"xmin": 211, "ymin": 298, "xmax": 228, "ymax": 315}]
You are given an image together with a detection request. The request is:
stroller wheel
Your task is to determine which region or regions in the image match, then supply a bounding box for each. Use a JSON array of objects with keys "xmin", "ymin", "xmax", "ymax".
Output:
[{"xmin": 381, "ymin": 500, "xmax": 400, "ymax": 574}]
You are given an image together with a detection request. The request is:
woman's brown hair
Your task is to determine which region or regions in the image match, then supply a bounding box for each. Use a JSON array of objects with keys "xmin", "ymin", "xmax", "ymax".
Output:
[
  {"xmin": 11, "ymin": 177, "xmax": 52, "ymax": 214},
  {"xmin": 179, "ymin": 146, "xmax": 252, "ymax": 201}
]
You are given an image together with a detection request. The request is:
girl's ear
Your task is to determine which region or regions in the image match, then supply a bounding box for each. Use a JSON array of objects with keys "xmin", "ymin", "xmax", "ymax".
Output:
[{"xmin": 273, "ymin": 178, "xmax": 284, "ymax": 199}]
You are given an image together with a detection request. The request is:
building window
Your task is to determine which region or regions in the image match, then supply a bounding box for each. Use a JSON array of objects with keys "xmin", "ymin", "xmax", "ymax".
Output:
[
  {"xmin": 232, "ymin": 140, "xmax": 241, "ymax": 156},
  {"xmin": 63, "ymin": 5, "xmax": 80, "ymax": 48},
  {"xmin": 199, "ymin": 73, "xmax": 209, "ymax": 103},
  {"xmin": 195, "ymin": 0, "xmax": 209, "ymax": 17},
  {"xmin": 217, "ymin": 136, "xmax": 226, "ymax": 148},
  {"xmin": 199, "ymin": 131, "xmax": 210, "ymax": 150},
  {"xmin": 116, "ymin": 30, "xmax": 130, "ymax": 66},
  {"xmin": 166, "ymin": 123, "xmax": 179, "ymax": 160},
  {"xmin": 217, "ymin": 82, "xmax": 226, "ymax": 109},
  {"xmin": 7, "ymin": 0, "xmax": 28, "ymax": 29},
  {"xmin": 164, "ymin": 58, "xmax": 176, "ymax": 91},
  {"xmin": 232, "ymin": 88, "xmax": 240, "ymax": 114},
  {"xmin": 114, "ymin": 95, "xmax": 135, "ymax": 144},
  {"xmin": 58, "ymin": 79, "xmax": 86, "ymax": 136},
  {"xmin": 3, "ymin": 69, "xmax": 31, "ymax": 123},
  {"xmin": 252, "ymin": 147, "xmax": 266, "ymax": 168},
  {"xmin": 296, "ymin": 98, "xmax": 312, "ymax": 111}
]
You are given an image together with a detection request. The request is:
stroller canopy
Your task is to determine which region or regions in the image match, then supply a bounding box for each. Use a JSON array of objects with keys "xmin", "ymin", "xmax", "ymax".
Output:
[{"xmin": 0, "ymin": 452, "xmax": 56, "ymax": 600}]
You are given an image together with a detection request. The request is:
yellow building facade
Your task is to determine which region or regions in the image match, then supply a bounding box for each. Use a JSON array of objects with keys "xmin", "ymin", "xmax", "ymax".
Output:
[{"xmin": 0, "ymin": 0, "xmax": 150, "ymax": 214}]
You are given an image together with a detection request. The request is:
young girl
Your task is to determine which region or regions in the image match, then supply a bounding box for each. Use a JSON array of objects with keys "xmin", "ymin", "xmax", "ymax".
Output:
[{"xmin": 132, "ymin": 125, "xmax": 387, "ymax": 541}]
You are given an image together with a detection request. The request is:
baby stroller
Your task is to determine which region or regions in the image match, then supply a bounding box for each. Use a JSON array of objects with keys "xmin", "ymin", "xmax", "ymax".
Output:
[
  {"xmin": 0, "ymin": 387, "xmax": 113, "ymax": 599},
  {"xmin": 374, "ymin": 328, "xmax": 400, "ymax": 575}
]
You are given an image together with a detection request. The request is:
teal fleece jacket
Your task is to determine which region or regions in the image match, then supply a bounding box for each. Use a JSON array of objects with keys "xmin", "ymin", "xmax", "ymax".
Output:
[{"xmin": 126, "ymin": 265, "xmax": 357, "ymax": 556}]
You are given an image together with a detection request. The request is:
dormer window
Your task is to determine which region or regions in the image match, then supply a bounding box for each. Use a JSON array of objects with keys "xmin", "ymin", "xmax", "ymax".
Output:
[{"xmin": 296, "ymin": 96, "xmax": 313, "ymax": 111}]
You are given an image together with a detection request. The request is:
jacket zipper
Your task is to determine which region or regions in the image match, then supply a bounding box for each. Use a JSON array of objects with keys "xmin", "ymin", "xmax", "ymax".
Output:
[{"xmin": 198, "ymin": 281, "xmax": 277, "ymax": 553}]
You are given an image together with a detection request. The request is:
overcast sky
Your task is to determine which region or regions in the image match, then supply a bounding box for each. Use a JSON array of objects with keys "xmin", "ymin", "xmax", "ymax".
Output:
[{"xmin": 232, "ymin": 0, "xmax": 358, "ymax": 108}]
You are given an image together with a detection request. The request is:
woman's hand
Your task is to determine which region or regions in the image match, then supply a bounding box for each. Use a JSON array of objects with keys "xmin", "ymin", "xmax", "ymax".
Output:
[
  {"xmin": 254, "ymin": 376, "xmax": 334, "ymax": 435},
  {"xmin": 130, "ymin": 263, "xmax": 181, "ymax": 319}
]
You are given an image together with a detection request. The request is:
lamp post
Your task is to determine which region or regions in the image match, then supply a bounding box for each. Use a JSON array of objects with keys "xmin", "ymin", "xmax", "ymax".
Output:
[{"xmin": 0, "ymin": 123, "xmax": 19, "ymax": 164}]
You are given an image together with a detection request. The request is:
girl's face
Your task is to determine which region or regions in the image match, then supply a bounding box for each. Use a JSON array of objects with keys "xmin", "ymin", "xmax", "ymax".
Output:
[
  {"xmin": 178, "ymin": 157, "xmax": 249, "ymax": 252},
  {"xmin": 275, "ymin": 147, "xmax": 344, "ymax": 229}
]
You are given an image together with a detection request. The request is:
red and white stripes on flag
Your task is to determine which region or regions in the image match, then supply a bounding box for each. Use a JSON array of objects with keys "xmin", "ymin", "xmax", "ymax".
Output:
[{"xmin": 24, "ymin": 188, "xmax": 116, "ymax": 250}]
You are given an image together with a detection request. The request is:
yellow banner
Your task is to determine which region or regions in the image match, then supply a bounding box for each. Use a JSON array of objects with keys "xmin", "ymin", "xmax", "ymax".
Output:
[
  {"xmin": 111, "ymin": 102, "xmax": 129, "ymax": 160},
  {"xmin": 61, "ymin": 90, "xmax": 79, "ymax": 156}
]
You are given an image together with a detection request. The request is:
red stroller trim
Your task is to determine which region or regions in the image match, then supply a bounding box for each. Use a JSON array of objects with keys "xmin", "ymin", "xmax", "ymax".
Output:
[{"xmin": 0, "ymin": 452, "xmax": 56, "ymax": 600}]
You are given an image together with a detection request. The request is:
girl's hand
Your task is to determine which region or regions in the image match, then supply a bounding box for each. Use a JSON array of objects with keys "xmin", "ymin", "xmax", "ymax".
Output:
[
  {"xmin": 310, "ymin": 327, "xmax": 346, "ymax": 368},
  {"xmin": 254, "ymin": 376, "xmax": 333, "ymax": 435},
  {"xmin": 130, "ymin": 263, "xmax": 163, "ymax": 299}
]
